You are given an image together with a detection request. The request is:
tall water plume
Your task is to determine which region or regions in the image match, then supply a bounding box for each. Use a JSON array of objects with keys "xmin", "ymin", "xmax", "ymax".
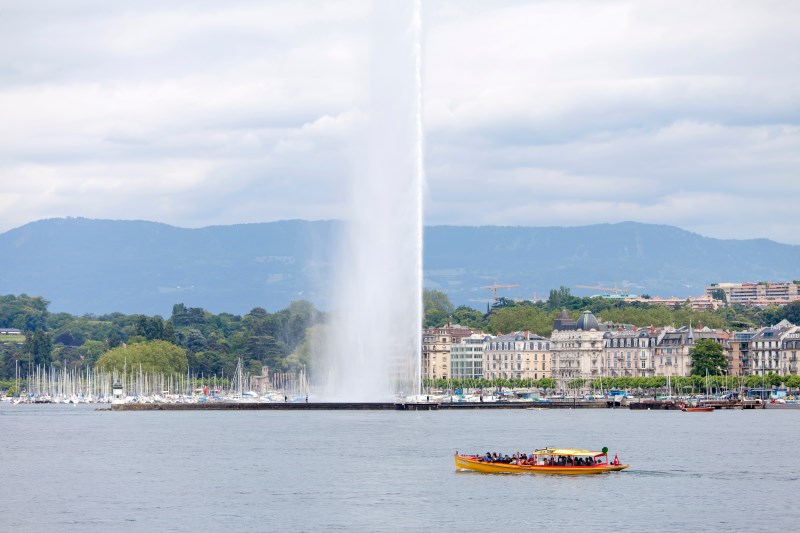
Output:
[{"xmin": 320, "ymin": 0, "xmax": 423, "ymax": 401}]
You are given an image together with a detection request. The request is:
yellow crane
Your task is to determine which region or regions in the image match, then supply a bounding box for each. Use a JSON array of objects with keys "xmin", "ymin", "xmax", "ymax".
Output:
[
  {"xmin": 575, "ymin": 284, "xmax": 629, "ymax": 295},
  {"xmin": 481, "ymin": 280, "xmax": 520, "ymax": 301}
]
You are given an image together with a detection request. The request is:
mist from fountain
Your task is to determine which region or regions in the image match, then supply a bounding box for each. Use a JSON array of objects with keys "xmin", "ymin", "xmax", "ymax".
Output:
[{"xmin": 318, "ymin": 0, "xmax": 423, "ymax": 401}]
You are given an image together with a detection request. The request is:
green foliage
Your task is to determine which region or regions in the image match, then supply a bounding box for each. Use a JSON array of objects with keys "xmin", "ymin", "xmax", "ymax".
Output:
[
  {"xmin": 24, "ymin": 330, "xmax": 52, "ymax": 367},
  {"xmin": 710, "ymin": 288, "xmax": 727, "ymax": 304},
  {"xmin": 537, "ymin": 378, "xmax": 557, "ymax": 393},
  {"xmin": 546, "ymin": 286, "xmax": 573, "ymax": 310},
  {"xmin": 689, "ymin": 339, "xmax": 727, "ymax": 376},
  {"xmin": 423, "ymin": 289, "xmax": 455, "ymax": 327},
  {"xmin": 486, "ymin": 305, "xmax": 557, "ymax": 336},
  {"xmin": 0, "ymin": 294, "xmax": 49, "ymax": 331},
  {"xmin": 451, "ymin": 306, "xmax": 487, "ymax": 329},
  {"xmin": 96, "ymin": 340, "xmax": 188, "ymax": 374},
  {"xmin": 567, "ymin": 378, "xmax": 586, "ymax": 389},
  {"xmin": 774, "ymin": 301, "xmax": 800, "ymax": 325}
]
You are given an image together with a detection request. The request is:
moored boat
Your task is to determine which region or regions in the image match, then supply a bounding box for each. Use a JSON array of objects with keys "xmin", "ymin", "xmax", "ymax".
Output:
[
  {"xmin": 454, "ymin": 447, "xmax": 628, "ymax": 475},
  {"xmin": 678, "ymin": 403, "xmax": 714, "ymax": 412}
]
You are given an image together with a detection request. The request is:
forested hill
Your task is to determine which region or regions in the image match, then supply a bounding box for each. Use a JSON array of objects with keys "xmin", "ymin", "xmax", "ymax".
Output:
[{"xmin": 1, "ymin": 217, "xmax": 799, "ymax": 316}]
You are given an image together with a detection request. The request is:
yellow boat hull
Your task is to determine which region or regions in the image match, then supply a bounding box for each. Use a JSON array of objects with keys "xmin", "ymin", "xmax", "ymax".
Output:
[{"xmin": 454, "ymin": 455, "xmax": 628, "ymax": 475}]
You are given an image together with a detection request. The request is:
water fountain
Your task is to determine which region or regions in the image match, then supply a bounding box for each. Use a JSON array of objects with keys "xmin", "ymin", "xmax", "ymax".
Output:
[{"xmin": 319, "ymin": 0, "xmax": 424, "ymax": 401}]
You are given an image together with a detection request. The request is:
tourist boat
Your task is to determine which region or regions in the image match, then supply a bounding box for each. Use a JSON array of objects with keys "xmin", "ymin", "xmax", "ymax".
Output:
[
  {"xmin": 678, "ymin": 403, "xmax": 714, "ymax": 412},
  {"xmin": 454, "ymin": 447, "xmax": 628, "ymax": 475}
]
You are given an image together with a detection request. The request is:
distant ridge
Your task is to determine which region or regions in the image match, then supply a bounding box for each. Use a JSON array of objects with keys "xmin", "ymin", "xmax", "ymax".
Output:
[{"xmin": 1, "ymin": 217, "xmax": 799, "ymax": 315}]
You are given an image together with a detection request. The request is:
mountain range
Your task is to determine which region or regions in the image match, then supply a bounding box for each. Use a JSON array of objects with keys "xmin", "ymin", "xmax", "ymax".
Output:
[{"xmin": 1, "ymin": 217, "xmax": 799, "ymax": 316}]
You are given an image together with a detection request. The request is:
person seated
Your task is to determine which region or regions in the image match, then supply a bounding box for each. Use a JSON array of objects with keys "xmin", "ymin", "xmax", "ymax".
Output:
[
  {"xmin": 482, "ymin": 452, "xmax": 492, "ymax": 462},
  {"xmin": 502, "ymin": 455, "xmax": 512, "ymax": 464}
]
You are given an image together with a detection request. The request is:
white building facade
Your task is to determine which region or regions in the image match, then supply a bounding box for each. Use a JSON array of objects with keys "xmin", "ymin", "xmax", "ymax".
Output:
[
  {"xmin": 450, "ymin": 334, "xmax": 488, "ymax": 380},
  {"xmin": 483, "ymin": 332, "xmax": 551, "ymax": 381}
]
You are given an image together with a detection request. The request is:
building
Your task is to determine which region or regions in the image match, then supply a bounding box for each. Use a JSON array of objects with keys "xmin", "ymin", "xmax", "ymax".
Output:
[
  {"xmin": 629, "ymin": 295, "xmax": 722, "ymax": 311},
  {"xmin": 601, "ymin": 327, "xmax": 657, "ymax": 378},
  {"xmin": 0, "ymin": 328, "xmax": 21, "ymax": 335},
  {"xmin": 727, "ymin": 331, "xmax": 754, "ymax": 377},
  {"xmin": 421, "ymin": 325, "xmax": 476, "ymax": 380},
  {"xmin": 706, "ymin": 282, "xmax": 800, "ymax": 306},
  {"xmin": 782, "ymin": 327, "xmax": 800, "ymax": 376},
  {"xmin": 654, "ymin": 326, "xmax": 728, "ymax": 378},
  {"xmin": 550, "ymin": 310, "xmax": 605, "ymax": 391},
  {"xmin": 749, "ymin": 321, "xmax": 798, "ymax": 376},
  {"xmin": 482, "ymin": 331, "xmax": 551, "ymax": 381},
  {"xmin": 450, "ymin": 333, "xmax": 488, "ymax": 380}
]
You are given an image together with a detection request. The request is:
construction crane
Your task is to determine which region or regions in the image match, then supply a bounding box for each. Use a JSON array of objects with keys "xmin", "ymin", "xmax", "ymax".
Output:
[
  {"xmin": 481, "ymin": 280, "xmax": 520, "ymax": 301},
  {"xmin": 575, "ymin": 284, "xmax": 629, "ymax": 295}
]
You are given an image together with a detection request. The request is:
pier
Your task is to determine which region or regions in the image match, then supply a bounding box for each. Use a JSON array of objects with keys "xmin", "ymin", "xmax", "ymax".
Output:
[
  {"xmin": 111, "ymin": 402, "xmax": 440, "ymax": 411},
  {"xmin": 110, "ymin": 399, "xmax": 613, "ymax": 411}
]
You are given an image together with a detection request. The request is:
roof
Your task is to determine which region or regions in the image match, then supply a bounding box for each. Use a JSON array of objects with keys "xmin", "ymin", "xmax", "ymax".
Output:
[
  {"xmin": 532, "ymin": 448, "xmax": 605, "ymax": 456},
  {"xmin": 576, "ymin": 310, "xmax": 600, "ymax": 331}
]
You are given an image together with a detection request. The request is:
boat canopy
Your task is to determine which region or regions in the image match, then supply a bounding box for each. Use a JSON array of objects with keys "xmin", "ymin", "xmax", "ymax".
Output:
[{"xmin": 532, "ymin": 448, "xmax": 605, "ymax": 457}]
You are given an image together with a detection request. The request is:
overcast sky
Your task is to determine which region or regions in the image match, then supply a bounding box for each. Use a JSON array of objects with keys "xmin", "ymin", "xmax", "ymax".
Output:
[{"xmin": 1, "ymin": 0, "xmax": 799, "ymax": 243}]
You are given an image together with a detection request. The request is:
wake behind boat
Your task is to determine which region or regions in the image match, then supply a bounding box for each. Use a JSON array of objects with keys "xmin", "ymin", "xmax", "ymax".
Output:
[{"xmin": 454, "ymin": 447, "xmax": 628, "ymax": 475}]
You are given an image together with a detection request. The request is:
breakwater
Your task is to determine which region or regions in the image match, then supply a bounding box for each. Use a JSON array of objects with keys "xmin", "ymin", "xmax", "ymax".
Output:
[{"xmin": 110, "ymin": 399, "xmax": 611, "ymax": 411}]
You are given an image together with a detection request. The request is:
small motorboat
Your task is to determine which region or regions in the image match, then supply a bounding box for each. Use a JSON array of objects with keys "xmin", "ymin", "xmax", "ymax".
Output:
[
  {"xmin": 454, "ymin": 447, "xmax": 628, "ymax": 475},
  {"xmin": 678, "ymin": 403, "xmax": 714, "ymax": 412}
]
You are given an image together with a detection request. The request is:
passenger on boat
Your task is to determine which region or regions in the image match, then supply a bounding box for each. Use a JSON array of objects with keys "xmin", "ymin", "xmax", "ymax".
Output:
[{"xmin": 482, "ymin": 452, "xmax": 492, "ymax": 462}]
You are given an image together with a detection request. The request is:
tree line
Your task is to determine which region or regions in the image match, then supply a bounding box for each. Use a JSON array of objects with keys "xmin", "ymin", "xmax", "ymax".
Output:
[
  {"xmin": 2, "ymin": 287, "xmax": 800, "ymax": 386},
  {"xmin": 0, "ymin": 294, "xmax": 323, "ymax": 382},
  {"xmin": 423, "ymin": 286, "xmax": 800, "ymax": 335}
]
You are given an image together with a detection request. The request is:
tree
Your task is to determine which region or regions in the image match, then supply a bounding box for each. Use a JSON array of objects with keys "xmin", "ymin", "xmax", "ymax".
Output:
[
  {"xmin": 710, "ymin": 288, "xmax": 727, "ymax": 305},
  {"xmin": 567, "ymin": 378, "xmax": 586, "ymax": 390},
  {"xmin": 537, "ymin": 378, "xmax": 557, "ymax": 395},
  {"xmin": 96, "ymin": 340, "xmax": 188, "ymax": 374},
  {"xmin": 776, "ymin": 301, "xmax": 800, "ymax": 325},
  {"xmin": 451, "ymin": 305, "xmax": 487, "ymax": 329},
  {"xmin": 689, "ymin": 339, "xmax": 727, "ymax": 376},
  {"xmin": 546, "ymin": 286, "xmax": 573, "ymax": 310},
  {"xmin": 24, "ymin": 330, "xmax": 52, "ymax": 368},
  {"xmin": 423, "ymin": 289, "xmax": 454, "ymax": 325}
]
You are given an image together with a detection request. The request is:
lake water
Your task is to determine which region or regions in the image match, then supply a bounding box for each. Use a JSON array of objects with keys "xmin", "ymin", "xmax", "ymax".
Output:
[{"xmin": 1, "ymin": 404, "xmax": 797, "ymax": 532}]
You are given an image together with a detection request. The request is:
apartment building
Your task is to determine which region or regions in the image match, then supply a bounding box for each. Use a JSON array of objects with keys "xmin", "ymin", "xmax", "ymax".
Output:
[
  {"xmin": 450, "ymin": 333, "xmax": 488, "ymax": 380},
  {"xmin": 550, "ymin": 310, "xmax": 605, "ymax": 391},
  {"xmin": 482, "ymin": 331, "xmax": 551, "ymax": 381},
  {"xmin": 706, "ymin": 282, "xmax": 800, "ymax": 306},
  {"xmin": 421, "ymin": 325, "xmax": 476, "ymax": 380},
  {"xmin": 601, "ymin": 327, "xmax": 657, "ymax": 378}
]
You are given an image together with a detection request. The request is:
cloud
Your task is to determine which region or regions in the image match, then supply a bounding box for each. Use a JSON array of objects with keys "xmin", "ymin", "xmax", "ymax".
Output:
[{"xmin": 0, "ymin": 0, "xmax": 798, "ymax": 244}]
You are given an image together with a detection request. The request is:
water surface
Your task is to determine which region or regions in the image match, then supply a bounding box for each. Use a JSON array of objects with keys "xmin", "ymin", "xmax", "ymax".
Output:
[{"xmin": 1, "ymin": 404, "xmax": 796, "ymax": 531}]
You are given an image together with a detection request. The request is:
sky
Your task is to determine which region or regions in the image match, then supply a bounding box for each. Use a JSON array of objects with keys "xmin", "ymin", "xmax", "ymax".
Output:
[{"xmin": 1, "ymin": 0, "xmax": 799, "ymax": 243}]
